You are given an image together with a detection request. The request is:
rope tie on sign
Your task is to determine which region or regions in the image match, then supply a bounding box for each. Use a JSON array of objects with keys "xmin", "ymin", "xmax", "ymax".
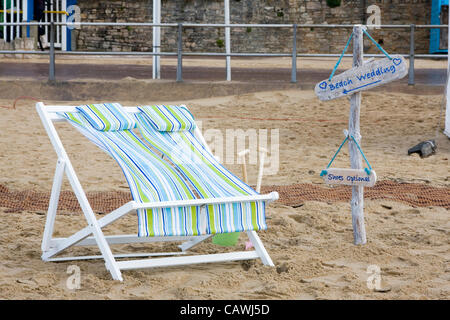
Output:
[
  {"xmin": 349, "ymin": 134, "xmax": 373, "ymax": 175},
  {"xmin": 328, "ymin": 28, "xmax": 393, "ymax": 82},
  {"xmin": 328, "ymin": 31, "xmax": 353, "ymax": 81},
  {"xmin": 320, "ymin": 133, "xmax": 373, "ymax": 177},
  {"xmin": 362, "ymin": 28, "xmax": 392, "ymax": 60}
]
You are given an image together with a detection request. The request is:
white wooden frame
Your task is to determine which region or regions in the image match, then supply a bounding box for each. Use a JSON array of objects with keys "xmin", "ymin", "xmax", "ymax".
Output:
[{"xmin": 36, "ymin": 102, "xmax": 277, "ymax": 281}]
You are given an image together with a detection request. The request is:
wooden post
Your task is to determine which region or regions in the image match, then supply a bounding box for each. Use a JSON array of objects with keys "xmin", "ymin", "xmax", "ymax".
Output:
[
  {"xmin": 238, "ymin": 149, "xmax": 250, "ymax": 184},
  {"xmin": 256, "ymin": 147, "xmax": 267, "ymax": 193},
  {"xmin": 348, "ymin": 25, "xmax": 367, "ymax": 245}
]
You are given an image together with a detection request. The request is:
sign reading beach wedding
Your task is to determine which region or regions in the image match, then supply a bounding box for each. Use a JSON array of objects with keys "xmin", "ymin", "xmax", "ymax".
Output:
[{"xmin": 315, "ymin": 55, "xmax": 408, "ymax": 101}]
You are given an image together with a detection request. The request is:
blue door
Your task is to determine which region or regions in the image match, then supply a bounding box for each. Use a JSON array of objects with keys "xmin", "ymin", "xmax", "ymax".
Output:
[{"xmin": 430, "ymin": 0, "xmax": 449, "ymax": 53}]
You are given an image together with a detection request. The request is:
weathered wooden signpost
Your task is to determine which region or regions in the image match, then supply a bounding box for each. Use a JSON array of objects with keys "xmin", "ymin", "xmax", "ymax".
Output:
[
  {"xmin": 315, "ymin": 25, "xmax": 408, "ymax": 245},
  {"xmin": 348, "ymin": 25, "xmax": 366, "ymax": 245}
]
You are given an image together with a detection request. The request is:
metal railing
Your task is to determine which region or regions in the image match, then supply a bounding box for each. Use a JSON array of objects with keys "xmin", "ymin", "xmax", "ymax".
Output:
[{"xmin": 0, "ymin": 21, "xmax": 448, "ymax": 84}]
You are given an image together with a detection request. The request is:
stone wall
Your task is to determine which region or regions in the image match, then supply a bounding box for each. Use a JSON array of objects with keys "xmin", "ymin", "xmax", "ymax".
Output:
[{"xmin": 75, "ymin": 0, "xmax": 432, "ymax": 54}]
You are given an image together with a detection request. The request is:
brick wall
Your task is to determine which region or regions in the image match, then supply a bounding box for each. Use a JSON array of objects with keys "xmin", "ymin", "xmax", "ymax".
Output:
[{"xmin": 75, "ymin": 0, "xmax": 432, "ymax": 54}]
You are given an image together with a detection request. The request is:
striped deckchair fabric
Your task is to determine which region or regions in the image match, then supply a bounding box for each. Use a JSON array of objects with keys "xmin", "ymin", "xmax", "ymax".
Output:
[
  {"xmin": 76, "ymin": 103, "xmax": 137, "ymax": 131},
  {"xmin": 140, "ymin": 104, "xmax": 196, "ymax": 132},
  {"xmin": 60, "ymin": 104, "xmax": 203, "ymax": 237},
  {"xmin": 60, "ymin": 103, "xmax": 266, "ymax": 238},
  {"xmin": 135, "ymin": 105, "xmax": 267, "ymax": 235}
]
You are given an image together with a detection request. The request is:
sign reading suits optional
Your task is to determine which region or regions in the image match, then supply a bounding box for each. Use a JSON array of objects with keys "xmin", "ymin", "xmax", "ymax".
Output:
[
  {"xmin": 315, "ymin": 55, "xmax": 408, "ymax": 101},
  {"xmin": 322, "ymin": 168, "xmax": 377, "ymax": 187}
]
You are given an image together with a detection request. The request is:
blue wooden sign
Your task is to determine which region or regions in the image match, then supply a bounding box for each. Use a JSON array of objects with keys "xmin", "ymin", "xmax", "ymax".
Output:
[{"xmin": 315, "ymin": 55, "xmax": 408, "ymax": 101}]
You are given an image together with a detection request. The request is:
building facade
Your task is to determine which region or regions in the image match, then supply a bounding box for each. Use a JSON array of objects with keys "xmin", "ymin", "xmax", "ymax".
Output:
[
  {"xmin": 75, "ymin": 0, "xmax": 433, "ymax": 54},
  {"xmin": 0, "ymin": 1, "xmax": 436, "ymax": 54}
]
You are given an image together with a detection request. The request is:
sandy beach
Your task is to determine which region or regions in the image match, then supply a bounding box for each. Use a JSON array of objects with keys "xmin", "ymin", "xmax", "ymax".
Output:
[
  {"xmin": 0, "ymin": 83, "xmax": 448, "ymax": 300},
  {"xmin": 3, "ymin": 55, "xmax": 448, "ymax": 70}
]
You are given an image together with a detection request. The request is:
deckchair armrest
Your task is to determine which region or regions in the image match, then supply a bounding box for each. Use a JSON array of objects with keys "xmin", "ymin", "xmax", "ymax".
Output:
[{"xmin": 132, "ymin": 192, "xmax": 279, "ymax": 210}]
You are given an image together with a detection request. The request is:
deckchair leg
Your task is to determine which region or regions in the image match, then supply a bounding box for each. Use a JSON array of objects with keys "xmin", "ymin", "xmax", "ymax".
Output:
[
  {"xmin": 38, "ymin": 102, "xmax": 124, "ymax": 281},
  {"xmin": 41, "ymin": 159, "xmax": 65, "ymax": 252},
  {"xmin": 65, "ymin": 167, "xmax": 124, "ymax": 281},
  {"xmin": 179, "ymin": 235, "xmax": 212, "ymax": 251},
  {"xmin": 246, "ymin": 231, "xmax": 274, "ymax": 266}
]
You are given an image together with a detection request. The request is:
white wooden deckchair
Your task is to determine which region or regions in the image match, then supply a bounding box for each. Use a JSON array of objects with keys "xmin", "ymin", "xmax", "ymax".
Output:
[{"xmin": 36, "ymin": 102, "xmax": 278, "ymax": 281}]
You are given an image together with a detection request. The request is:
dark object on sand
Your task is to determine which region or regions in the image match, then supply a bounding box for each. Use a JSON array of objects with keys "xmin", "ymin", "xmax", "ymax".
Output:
[{"xmin": 408, "ymin": 140, "xmax": 437, "ymax": 158}]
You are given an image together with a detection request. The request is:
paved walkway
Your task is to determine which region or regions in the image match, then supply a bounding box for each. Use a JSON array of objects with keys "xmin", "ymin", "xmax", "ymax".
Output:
[{"xmin": 0, "ymin": 61, "xmax": 447, "ymax": 86}]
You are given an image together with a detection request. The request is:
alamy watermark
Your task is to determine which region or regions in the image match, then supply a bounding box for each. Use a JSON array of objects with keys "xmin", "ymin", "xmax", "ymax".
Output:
[
  {"xmin": 65, "ymin": 3, "xmax": 385, "ymax": 32},
  {"xmin": 167, "ymin": 121, "xmax": 280, "ymax": 176},
  {"xmin": 66, "ymin": 5, "xmax": 81, "ymax": 30},
  {"xmin": 68, "ymin": 123, "xmax": 280, "ymax": 176},
  {"xmin": 367, "ymin": 5, "xmax": 381, "ymax": 30},
  {"xmin": 66, "ymin": 265, "xmax": 81, "ymax": 290},
  {"xmin": 366, "ymin": 264, "xmax": 382, "ymax": 290}
]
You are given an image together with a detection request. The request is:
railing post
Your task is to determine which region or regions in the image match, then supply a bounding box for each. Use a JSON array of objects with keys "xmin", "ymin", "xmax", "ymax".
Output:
[
  {"xmin": 49, "ymin": 22, "xmax": 56, "ymax": 82},
  {"xmin": 152, "ymin": 0, "xmax": 161, "ymax": 80},
  {"xmin": 408, "ymin": 24, "xmax": 415, "ymax": 86},
  {"xmin": 176, "ymin": 23, "xmax": 183, "ymax": 82},
  {"xmin": 224, "ymin": 0, "xmax": 231, "ymax": 81},
  {"xmin": 291, "ymin": 24, "xmax": 297, "ymax": 83}
]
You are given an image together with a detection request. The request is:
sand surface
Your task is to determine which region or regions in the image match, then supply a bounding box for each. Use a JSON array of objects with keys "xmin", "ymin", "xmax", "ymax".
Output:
[
  {"xmin": 2, "ymin": 55, "xmax": 448, "ymax": 70},
  {"xmin": 0, "ymin": 88, "xmax": 448, "ymax": 299}
]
